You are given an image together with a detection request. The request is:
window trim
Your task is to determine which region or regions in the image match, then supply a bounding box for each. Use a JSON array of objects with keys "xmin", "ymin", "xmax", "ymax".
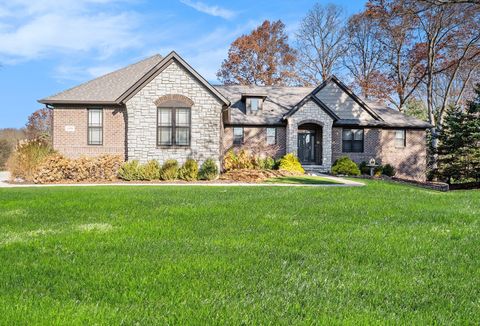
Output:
[
  {"xmin": 394, "ymin": 129, "xmax": 407, "ymax": 148},
  {"xmin": 156, "ymin": 107, "xmax": 191, "ymax": 147},
  {"xmin": 87, "ymin": 108, "xmax": 103, "ymax": 146},
  {"xmin": 247, "ymin": 98, "xmax": 263, "ymax": 113},
  {"xmin": 266, "ymin": 127, "xmax": 277, "ymax": 145},
  {"xmin": 342, "ymin": 128, "xmax": 364, "ymax": 153},
  {"xmin": 233, "ymin": 127, "xmax": 244, "ymax": 145}
]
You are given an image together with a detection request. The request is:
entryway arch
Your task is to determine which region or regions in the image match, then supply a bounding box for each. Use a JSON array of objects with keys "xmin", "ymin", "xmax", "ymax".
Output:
[{"xmin": 297, "ymin": 122, "xmax": 323, "ymax": 165}]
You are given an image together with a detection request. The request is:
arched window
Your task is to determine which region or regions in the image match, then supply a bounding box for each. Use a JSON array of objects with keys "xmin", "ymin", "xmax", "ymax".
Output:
[{"xmin": 155, "ymin": 95, "xmax": 193, "ymax": 147}]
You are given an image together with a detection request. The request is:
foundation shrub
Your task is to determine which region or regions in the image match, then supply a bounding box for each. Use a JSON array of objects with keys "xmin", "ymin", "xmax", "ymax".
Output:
[
  {"xmin": 257, "ymin": 157, "xmax": 276, "ymax": 170},
  {"xmin": 223, "ymin": 150, "xmax": 238, "ymax": 172},
  {"xmin": 358, "ymin": 161, "xmax": 370, "ymax": 175},
  {"xmin": 199, "ymin": 158, "xmax": 218, "ymax": 180},
  {"xmin": 332, "ymin": 156, "xmax": 360, "ymax": 176},
  {"xmin": 138, "ymin": 160, "xmax": 161, "ymax": 181},
  {"xmin": 278, "ymin": 153, "xmax": 304, "ymax": 174},
  {"xmin": 237, "ymin": 149, "xmax": 254, "ymax": 169},
  {"xmin": 178, "ymin": 158, "xmax": 199, "ymax": 181},
  {"xmin": 33, "ymin": 155, "xmax": 123, "ymax": 183},
  {"xmin": 382, "ymin": 164, "xmax": 396, "ymax": 177},
  {"xmin": 118, "ymin": 160, "xmax": 141, "ymax": 181},
  {"xmin": 160, "ymin": 159, "xmax": 179, "ymax": 181}
]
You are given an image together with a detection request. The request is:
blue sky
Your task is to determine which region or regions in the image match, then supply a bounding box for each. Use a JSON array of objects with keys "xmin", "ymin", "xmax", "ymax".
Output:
[{"xmin": 0, "ymin": 0, "xmax": 366, "ymax": 128}]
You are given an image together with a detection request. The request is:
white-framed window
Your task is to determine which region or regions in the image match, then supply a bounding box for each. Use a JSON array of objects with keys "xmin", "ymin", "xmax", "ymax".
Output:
[
  {"xmin": 247, "ymin": 98, "xmax": 262, "ymax": 112},
  {"xmin": 395, "ymin": 129, "xmax": 406, "ymax": 148},
  {"xmin": 266, "ymin": 127, "xmax": 277, "ymax": 145},
  {"xmin": 88, "ymin": 108, "xmax": 103, "ymax": 145},
  {"xmin": 233, "ymin": 127, "xmax": 244, "ymax": 145}
]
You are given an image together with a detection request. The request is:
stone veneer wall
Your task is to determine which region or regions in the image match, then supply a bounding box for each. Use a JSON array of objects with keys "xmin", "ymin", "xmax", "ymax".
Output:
[
  {"xmin": 286, "ymin": 100, "xmax": 334, "ymax": 171},
  {"xmin": 222, "ymin": 126, "xmax": 286, "ymax": 158},
  {"xmin": 125, "ymin": 61, "xmax": 224, "ymax": 165},
  {"xmin": 332, "ymin": 127, "xmax": 427, "ymax": 181},
  {"xmin": 53, "ymin": 107, "xmax": 126, "ymax": 158}
]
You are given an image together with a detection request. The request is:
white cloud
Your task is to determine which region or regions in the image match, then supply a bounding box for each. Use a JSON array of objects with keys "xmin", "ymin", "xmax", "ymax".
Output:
[
  {"xmin": 0, "ymin": 0, "xmax": 141, "ymax": 62},
  {"xmin": 180, "ymin": 0, "xmax": 236, "ymax": 19}
]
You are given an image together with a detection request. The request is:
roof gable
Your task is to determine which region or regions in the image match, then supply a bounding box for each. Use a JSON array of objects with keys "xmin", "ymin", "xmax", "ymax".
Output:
[
  {"xmin": 39, "ymin": 52, "xmax": 230, "ymax": 106},
  {"xmin": 284, "ymin": 76, "xmax": 383, "ymax": 121},
  {"xmin": 118, "ymin": 52, "xmax": 230, "ymax": 106}
]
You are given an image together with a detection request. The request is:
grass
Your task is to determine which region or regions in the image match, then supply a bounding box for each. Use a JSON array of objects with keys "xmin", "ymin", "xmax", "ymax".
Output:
[
  {"xmin": 0, "ymin": 180, "xmax": 479, "ymax": 324},
  {"xmin": 266, "ymin": 175, "xmax": 342, "ymax": 185}
]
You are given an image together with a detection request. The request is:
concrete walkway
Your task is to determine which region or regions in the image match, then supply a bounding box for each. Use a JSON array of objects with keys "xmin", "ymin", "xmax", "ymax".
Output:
[{"xmin": 0, "ymin": 171, "xmax": 364, "ymax": 188}]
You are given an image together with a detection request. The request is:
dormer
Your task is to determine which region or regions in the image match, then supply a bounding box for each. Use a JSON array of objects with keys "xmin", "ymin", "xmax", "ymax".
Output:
[{"xmin": 241, "ymin": 93, "xmax": 267, "ymax": 114}]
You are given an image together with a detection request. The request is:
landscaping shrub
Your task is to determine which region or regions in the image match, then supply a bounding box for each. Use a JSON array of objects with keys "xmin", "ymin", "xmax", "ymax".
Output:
[
  {"xmin": 374, "ymin": 165, "xmax": 384, "ymax": 177},
  {"xmin": 278, "ymin": 153, "xmax": 304, "ymax": 174},
  {"xmin": 223, "ymin": 150, "xmax": 238, "ymax": 172},
  {"xmin": 331, "ymin": 156, "xmax": 360, "ymax": 176},
  {"xmin": 0, "ymin": 139, "xmax": 12, "ymax": 170},
  {"xmin": 257, "ymin": 156, "xmax": 276, "ymax": 170},
  {"xmin": 178, "ymin": 158, "xmax": 198, "ymax": 181},
  {"xmin": 199, "ymin": 158, "xmax": 218, "ymax": 180},
  {"xmin": 223, "ymin": 149, "xmax": 274, "ymax": 171},
  {"xmin": 7, "ymin": 138, "xmax": 55, "ymax": 181},
  {"xmin": 160, "ymin": 159, "xmax": 179, "ymax": 181},
  {"xmin": 33, "ymin": 154, "xmax": 123, "ymax": 183},
  {"xmin": 220, "ymin": 169, "xmax": 292, "ymax": 183},
  {"xmin": 138, "ymin": 160, "xmax": 161, "ymax": 181},
  {"xmin": 358, "ymin": 161, "xmax": 370, "ymax": 175},
  {"xmin": 237, "ymin": 149, "xmax": 254, "ymax": 169},
  {"xmin": 118, "ymin": 160, "xmax": 141, "ymax": 181},
  {"xmin": 383, "ymin": 164, "xmax": 396, "ymax": 177}
]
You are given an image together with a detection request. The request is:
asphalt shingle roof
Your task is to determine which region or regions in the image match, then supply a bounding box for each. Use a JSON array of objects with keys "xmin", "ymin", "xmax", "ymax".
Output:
[
  {"xmin": 215, "ymin": 85, "xmax": 314, "ymax": 125},
  {"xmin": 39, "ymin": 54, "xmax": 163, "ymax": 104},
  {"xmin": 216, "ymin": 85, "xmax": 431, "ymax": 128},
  {"xmin": 39, "ymin": 53, "xmax": 431, "ymax": 129}
]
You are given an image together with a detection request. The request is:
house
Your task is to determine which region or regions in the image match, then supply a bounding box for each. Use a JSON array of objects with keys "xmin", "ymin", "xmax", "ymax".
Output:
[{"xmin": 39, "ymin": 51, "xmax": 431, "ymax": 180}]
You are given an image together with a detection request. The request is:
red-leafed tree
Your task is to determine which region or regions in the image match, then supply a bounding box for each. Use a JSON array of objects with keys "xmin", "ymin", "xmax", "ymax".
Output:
[
  {"xmin": 25, "ymin": 108, "xmax": 52, "ymax": 143},
  {"xmin": 217, "ymin": 20, "xmax": 298, "ymax": 86}
]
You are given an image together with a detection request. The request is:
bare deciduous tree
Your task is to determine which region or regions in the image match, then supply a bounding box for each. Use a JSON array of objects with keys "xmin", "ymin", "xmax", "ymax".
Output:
[
  {"xmin": 343, "ymin": 11, "xmax": 385, "ymax": 99},
  {"xmin": 366, "ymin": 0, "xmax": 426, "ymax": 111},
  {"xmin": 421, "ymin": 0, "xmax": 480, "ymax": 5},
  {"xmin": 295, "ymin": 3, "xmax": 347, "ymax": 85}
]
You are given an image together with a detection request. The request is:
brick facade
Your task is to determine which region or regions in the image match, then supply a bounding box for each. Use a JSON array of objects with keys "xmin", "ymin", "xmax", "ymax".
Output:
[
  {"xmin": 49, "ymin": 59, "xmax": 428, "ymax": 181},
  {"xmin": 332, "ymin": 128, "xmax": 381, "ymax": 163},
  {"xmin": 125, "ymin": 61, "xmax": 224, "ymax": 166},
  {"xmin": 379, "ymin": 129, "xmax": 427, "ymax": 181},
  {"xmin": 223, "ymin": 126, "xmax": 286, "ymax": 158},
  {"xmin": 53, "ymin": 107, "xmax": 125, "ymax": 158},
  {"xmin": 332, "ymin": 127, "xmax": 427, "ymax": 181}
]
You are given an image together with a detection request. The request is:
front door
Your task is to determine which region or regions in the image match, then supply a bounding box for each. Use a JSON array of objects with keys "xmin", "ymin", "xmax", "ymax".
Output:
[{"xmin": 298, "ymin": 130, "xmax": 316, "ymax": 164}]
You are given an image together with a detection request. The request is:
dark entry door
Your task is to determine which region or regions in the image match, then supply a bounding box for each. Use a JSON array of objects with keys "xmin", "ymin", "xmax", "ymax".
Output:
[{"xmin": 298, "ymin": 130, "xmax": 316, "ymax": 164}]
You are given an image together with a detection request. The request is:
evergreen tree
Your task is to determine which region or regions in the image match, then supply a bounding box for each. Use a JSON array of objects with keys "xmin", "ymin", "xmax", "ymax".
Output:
[{"xmin": 437, "ymin": 85, "xmax": 480, "ymax": 183}]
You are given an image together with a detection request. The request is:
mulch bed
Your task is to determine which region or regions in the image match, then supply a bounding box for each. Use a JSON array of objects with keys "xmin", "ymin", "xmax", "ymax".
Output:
[
  {"xmin": 449, "ymin": 182, "xmax": 480, "ymax": 190},
  {"xmin": 6, "ymin": 170, "xmax": 297, "ymax": 185},
  {"xmin": 219, "ymin": 169, "xmax": 296, "ymax": 183}
]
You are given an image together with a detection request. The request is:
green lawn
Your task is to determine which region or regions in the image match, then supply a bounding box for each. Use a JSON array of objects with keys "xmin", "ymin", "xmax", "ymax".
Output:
[
  {"xmin": 0, "ymin": 181, "xmax": 479, "ymax": 324},
  {"xmin": 266, "ymin": 175, "xmax": 342, "ymax": 185}
]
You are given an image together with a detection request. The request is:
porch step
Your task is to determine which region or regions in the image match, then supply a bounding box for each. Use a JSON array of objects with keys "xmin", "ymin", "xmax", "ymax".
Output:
[{"xmin": 302, "ymin": 165, "xmax": 330, "ymax": 175}]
